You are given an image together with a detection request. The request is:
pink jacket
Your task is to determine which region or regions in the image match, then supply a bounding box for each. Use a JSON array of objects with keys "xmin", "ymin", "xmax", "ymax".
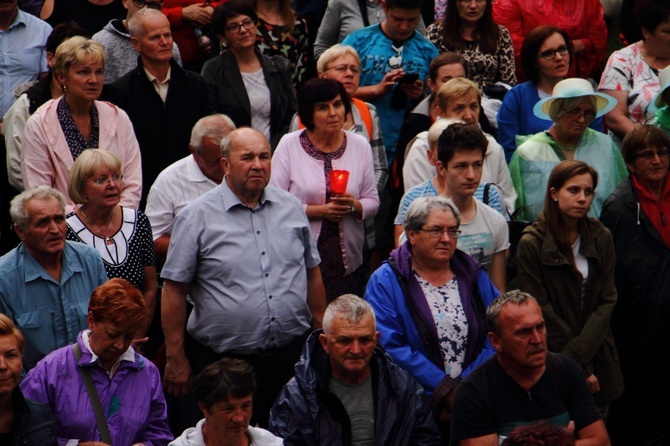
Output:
[
  {"xmin": 270, "ymin": 130, "xmax": 380, "ymax": 274},
  {"xmin": 21, "ymin": 97, "xmax": 142, "ymax": 211}
]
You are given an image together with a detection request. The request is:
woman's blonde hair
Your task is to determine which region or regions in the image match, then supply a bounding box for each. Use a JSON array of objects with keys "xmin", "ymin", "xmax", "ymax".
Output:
[
  {"xmin": 52, "ymin": 36, "xmax": 105, "ymax": 80},
  {"xmin": 68, "ymin": 149, "xmax": 123, "ymax": 205}
]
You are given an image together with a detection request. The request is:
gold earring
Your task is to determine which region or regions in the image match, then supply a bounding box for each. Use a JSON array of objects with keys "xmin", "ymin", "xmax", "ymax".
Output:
[{"xmin": 61, "ymin": 84, "xmax": 67, "ymax": 93}]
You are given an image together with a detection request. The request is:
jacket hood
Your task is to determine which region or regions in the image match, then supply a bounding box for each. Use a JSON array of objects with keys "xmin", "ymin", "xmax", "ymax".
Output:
[
  {"xmin": 102, "ymin": 18, "xmax": 129, "ymax": 39},
  {"xmin": 390, "ymin": 241, "xmax": 481, "ymax": 287}
]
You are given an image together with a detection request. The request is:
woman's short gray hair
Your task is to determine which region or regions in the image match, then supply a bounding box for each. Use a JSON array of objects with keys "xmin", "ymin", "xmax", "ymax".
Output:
[
  {"xmin": 404, "ymin": 196, "xmax": 461, "ymax": 232},
  {"xmin": 548, "ymin": 95, "xmax": 597, "ymax": 122},
  {"xmin": 322, "ymin": 294, "xmax": 375, "ymax": 336},
  {"xmin": 10, "ymin": 186, "xmax": 67, "ymax": 231},
  {"xmin": 316, "ymin": 44, "xmax": 361, "ymax": 74}
]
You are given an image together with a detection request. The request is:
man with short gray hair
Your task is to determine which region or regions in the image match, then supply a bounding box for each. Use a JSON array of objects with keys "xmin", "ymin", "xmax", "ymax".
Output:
[
  {"xmin": 145, "ymin": 114, "xmax": 235, "ymax": 262},
  {"xmin": 451, "ymin": 290, "xmax": 610, "ymax": 445},
  {"xmin": 106, "ymin": 7, "xmax": 211, "ymax": 208},
  {"xmin": 0, "ymin": 186, "xmax": 107, "ymax": 370},
  {"xmin": 269, "ymin": 294, "xmax": 440, "ymax": 444}
]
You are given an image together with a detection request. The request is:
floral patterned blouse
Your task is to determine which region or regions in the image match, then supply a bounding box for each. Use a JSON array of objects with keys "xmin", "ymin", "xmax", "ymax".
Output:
[
  {"xmin": 425, "ymin": 22, "xmax": 516, "ymax": 88},
  {"xmin": 254, "ymin": 16, "xmax": 311, "ymax": 88},
  {"xmin": 416, "ymin": 274, "xmax": 468, "ymax": 378},
  {"xmin": 599, "ymin": 43, "xmax": 662, "ymax": 128}
]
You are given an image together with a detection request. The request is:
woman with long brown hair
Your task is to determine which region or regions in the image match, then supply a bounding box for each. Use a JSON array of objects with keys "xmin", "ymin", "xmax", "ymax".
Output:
[
  {"xmin": 425, "ymin": 0, "xmax": 515, "ymax": 88},
  {"xmin": 517, "ymin": 160, "xmax": 623, "ymax": 415}
]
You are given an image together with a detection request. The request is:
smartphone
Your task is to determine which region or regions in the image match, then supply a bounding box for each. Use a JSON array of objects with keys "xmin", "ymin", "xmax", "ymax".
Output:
[{"xmin": 398, "ymin": 73, "xmax": 419, "ymax": 84}]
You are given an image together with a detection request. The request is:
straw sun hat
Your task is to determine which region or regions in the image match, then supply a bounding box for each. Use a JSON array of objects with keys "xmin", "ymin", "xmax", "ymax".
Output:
[{"xmin": 533, "ymin": 78, "xmax": 617, "ymax": 121}]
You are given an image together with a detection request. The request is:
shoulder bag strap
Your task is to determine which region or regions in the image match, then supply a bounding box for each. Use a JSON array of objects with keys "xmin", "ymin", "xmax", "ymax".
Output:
[
  {"xmin": 357, "ymin": 0, "xmax": 370, "ymax": 27},
  {"xmin": 72, "ymin": 344, "xmax": 113, "ymax": 445}
]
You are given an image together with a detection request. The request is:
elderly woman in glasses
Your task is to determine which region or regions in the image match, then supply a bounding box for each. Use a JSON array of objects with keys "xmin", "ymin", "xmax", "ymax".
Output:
[
  {"xmin": 365, "ymin": 196, "xmax": 497, "ymax": 436},
  {"xmin": 66, "ymin": 149, "xmax": 156, "ymax": 338},
  {"xmin": 21, "ymin": 279, "xmax": 172, "ymax": 446},
  {"xmin": 202, "ymin": 0, "xmax": 296, "ymax": 149},
  {"xmin": 600, "ymin": 126, "xmax": 670, "ymax": 444},
  {"xmin": 510, "ymin": 78, "xmax": 627, "ymax": 222},
  {"xmin": 496, "ymin": 26, "xmax": 604, "ymax": 162}
]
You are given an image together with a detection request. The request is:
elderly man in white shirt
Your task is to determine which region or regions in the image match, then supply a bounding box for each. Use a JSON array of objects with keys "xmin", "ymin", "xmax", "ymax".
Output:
[{"xmin": 145, "ymin": 114, "xmax": 235, "ymax": 262}]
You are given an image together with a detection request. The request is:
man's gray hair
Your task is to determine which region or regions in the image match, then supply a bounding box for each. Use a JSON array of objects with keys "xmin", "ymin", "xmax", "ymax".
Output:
[
  {"xmin": 190, "ymin": 114, "xmax": 236, "ymax": 155},
  {"xmin": 404, "ymin": 196, "xmax": 461, "ymax": 231},
  {"xmin": 322, "ymin": 294, "xmax": 376, "ymax": 336},
  {"xmin": 486, "ymin": 290, "xmax": 538, "ymax": 336},
  {"xmin": 128, "ymin": 7, "xmax": 166, "ymax": 38},
  {"xmin": 10, "ymin": 186, "xmax": 67, "ymax": 231},
  {"xmin": 427, "ymin": 118, "xmax": 462, "ymax": 148}
]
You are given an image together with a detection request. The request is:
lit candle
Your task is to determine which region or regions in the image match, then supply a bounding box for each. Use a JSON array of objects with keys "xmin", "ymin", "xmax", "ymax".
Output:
[{"xmin": 329, "ymin": 170, "xmax": 350, "ymax": 195}]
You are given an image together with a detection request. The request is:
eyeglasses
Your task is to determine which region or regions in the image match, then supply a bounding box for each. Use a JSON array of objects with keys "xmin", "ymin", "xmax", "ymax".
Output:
[
  {"xmin": 388, "ymin": 44, "xmax": 403, "ymax": 69},
  {"xmin": 634, "ymin": 149, "xmax": 670, "ymax": 160},
  {"xmin": 226, "ymin": 18, "xmax": 256, "ymax": 34},
  {"xmin": 538, "ymin": 45, "xmax": 569, "ymax": 61},
  {"xmin": 563, "ymin": 109, "xmax": 596, "ymax": 123},
  {"xmin": 92, "ymin": 173, "xmax": 123, "ymax": 186},
  {"xmin": 418, "ymin": 227, "xmax": 461, "ymax": 238},
  {"xmin": 326, "ymin": 65, "xmax": 361, "ymax": 76},
  {"xmin": 132, "ymin": 0, "xmax": 163, "ymax": 9}
]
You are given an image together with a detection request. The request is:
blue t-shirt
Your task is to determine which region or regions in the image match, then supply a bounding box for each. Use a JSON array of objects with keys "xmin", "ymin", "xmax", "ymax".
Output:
[{"xmin": 343, "ymin": 24, "xmax": 438, "ymax": 166}]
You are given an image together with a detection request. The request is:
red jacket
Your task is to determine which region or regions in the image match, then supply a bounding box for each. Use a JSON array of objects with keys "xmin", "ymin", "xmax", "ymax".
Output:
[{"xmin": 162, "ymin": 0, "xmax": 227, "ymax": 65}]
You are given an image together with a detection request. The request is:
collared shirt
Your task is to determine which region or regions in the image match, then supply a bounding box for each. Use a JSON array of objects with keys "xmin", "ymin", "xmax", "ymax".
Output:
[
  {"xmin": 0, "ymin": 9, "xmax": 51, "ymax": 117},
  {"xmin": 81, "ymin": 329, "xmax": 135, "ymax": 378},
  {"xmin": 145, "ymin": 155, "xmax": 219, "ymax": 240},
  {"xmin": 161, "ymin": 180, "xmax": 320, "ymax": 355},
  {"xmin": 144, "ymin": 65, "xmax": 171, "ymax": 103},
  {"xmin": 0, "ymin": 241, "xmax": 108, "ymax": 370}
]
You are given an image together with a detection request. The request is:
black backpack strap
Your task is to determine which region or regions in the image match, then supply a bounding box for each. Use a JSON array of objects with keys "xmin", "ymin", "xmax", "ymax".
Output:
[
  {"xmin": 482, "ymin": 183, "xmax": 492, "ymax": 206},
  {"xmin": 357, "ymin": 0, "xmax": 370, "ymax": 27}
]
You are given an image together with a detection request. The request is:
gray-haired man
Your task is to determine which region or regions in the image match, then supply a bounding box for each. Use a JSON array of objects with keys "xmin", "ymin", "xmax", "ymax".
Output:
[{"xmin": 269, "ymin": 294, "xmax": 440, "ymax": 445}]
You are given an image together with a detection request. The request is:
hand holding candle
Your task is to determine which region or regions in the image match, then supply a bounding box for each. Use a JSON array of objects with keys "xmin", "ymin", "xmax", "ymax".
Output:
[{"xmin": 329, "ymin": 170, "xmax": 350, "ymax": 195}]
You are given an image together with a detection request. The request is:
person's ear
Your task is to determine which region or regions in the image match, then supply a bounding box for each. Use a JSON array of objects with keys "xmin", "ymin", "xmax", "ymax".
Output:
[
  {"xmin": 319, "ymin": 333, "xmax": 330, "ymax": 354},
  {"xmin": 488, "ymin": 332, "xmax": 502, "ymax": 353},
  {"xmin": 13, "ymin": 224, "xmax": 25, "ymax": 241},
  {"xmin": 198, "ymin": 401, "xmax": 209, "ymax": 417},
  {"xmin": 87, "ymin": 312, "xmax": 96, "ymax": 330},
  {"xmin": 130, "ymin": 36, "xmax": 141, "ymax": 53},
  {"xmin": 549, "ymin": 187, "xmax": 559, "ymax": 202}
]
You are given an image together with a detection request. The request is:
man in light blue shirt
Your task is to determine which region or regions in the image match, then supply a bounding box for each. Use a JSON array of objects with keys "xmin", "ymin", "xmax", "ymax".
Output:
[
  {"xmin": 0, "ymin": 186, "xmax": 107, "ymax": 370},
  {"xmin": 161, "ymin": 127, "xmax": 327, "ymax": 428},
  {"xmin": 0, "ymin": 0, "xmax": 51, "ymax": 119}
]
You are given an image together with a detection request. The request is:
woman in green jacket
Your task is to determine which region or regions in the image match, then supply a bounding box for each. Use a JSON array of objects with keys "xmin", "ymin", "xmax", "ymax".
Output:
[{"xmin": 517, "ymin": 160, "xmax": 623, "ymax": 415}]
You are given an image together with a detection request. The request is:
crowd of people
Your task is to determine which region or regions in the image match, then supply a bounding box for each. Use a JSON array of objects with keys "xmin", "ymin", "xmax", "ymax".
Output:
[{"xmin": 0, "ymin": 0, "xmax": 669, "ymax": 444}]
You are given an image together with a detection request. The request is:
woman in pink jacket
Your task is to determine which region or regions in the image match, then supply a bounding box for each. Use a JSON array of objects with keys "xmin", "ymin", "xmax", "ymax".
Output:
[
  {"xmin": 271, "ymin": 78, "xmax": 379, "ymax": 303},
  {"xmin": 21, "ymin": 36, "xmax": 142, "ymax": 212}
]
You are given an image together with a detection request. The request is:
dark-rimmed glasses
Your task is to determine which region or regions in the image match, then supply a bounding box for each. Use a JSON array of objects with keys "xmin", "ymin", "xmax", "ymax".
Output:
[
  {"xmin": 226, "ymin": 18, "xmax": 256, "ymax": 34},
  {"xmin": 132, "ymin": 0, "xmax": 163, "ymax": 10},
  {"xmin": 538, "ymin": 45, "xmax": 569, "ymax": 61}
]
